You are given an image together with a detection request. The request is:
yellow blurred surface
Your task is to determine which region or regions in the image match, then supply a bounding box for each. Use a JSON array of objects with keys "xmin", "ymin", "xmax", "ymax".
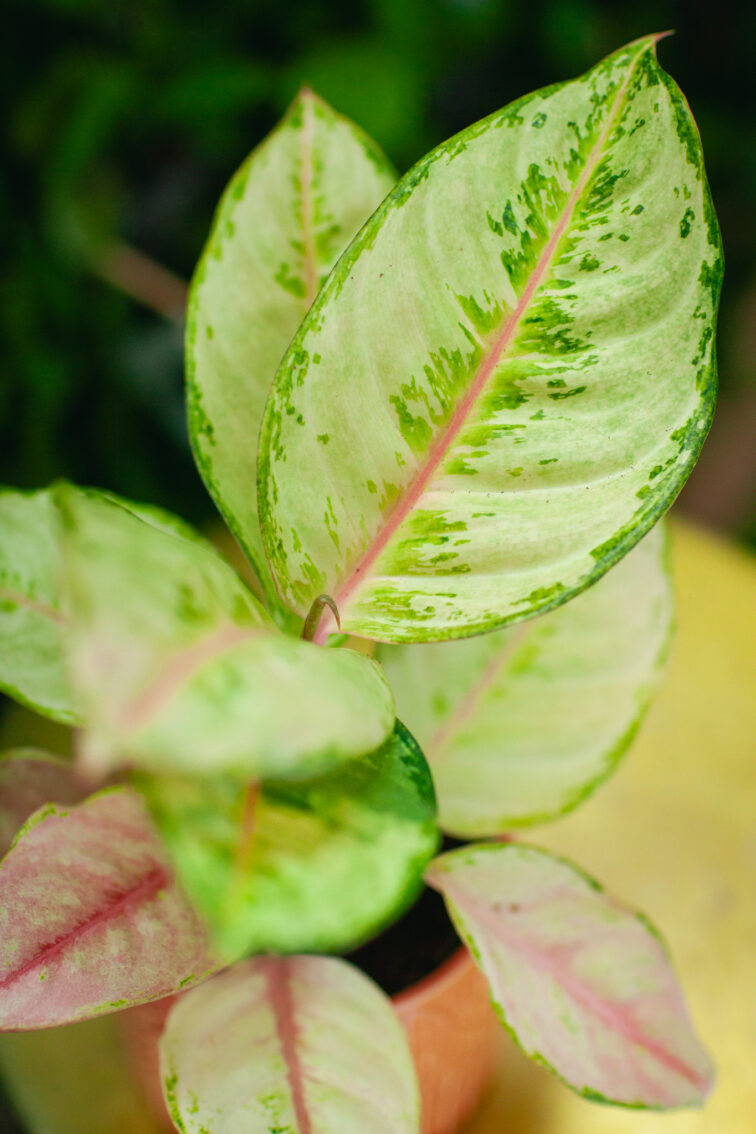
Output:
[{"xmin": 464, "ymin": 520, "xmax": 756, "ymax": 1133}]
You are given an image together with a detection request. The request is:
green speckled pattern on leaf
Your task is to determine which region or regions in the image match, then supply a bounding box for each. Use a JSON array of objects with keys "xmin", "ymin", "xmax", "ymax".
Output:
[
  {"xmin": 259, "ymin": 37, "xmax": 721, "ymax": 643},
  {"xmin": 378, "ymin": 523, "xmax": 672, "ymax": 834},
  {"xmin": 187, "ymin": 90, "xmax": 395, "ymax": 614},
  {"xmin": 56, "ymin": 487, "xmax": 394, "ymax": 781},
  {"xmin": 134, "ymin": 721, "xmax": 438, "ymax": 962},
  {"xmin": 426, "ymin": 842, "xmax": 714, "ymax": 1109},
  {"xmin": 160, "ymin": 955, "xmax": 420, "ymax": 1134}
]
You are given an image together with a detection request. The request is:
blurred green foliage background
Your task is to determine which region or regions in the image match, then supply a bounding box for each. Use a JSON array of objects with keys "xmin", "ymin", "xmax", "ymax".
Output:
[{"xmin": 1, "ymin": 0, "xmax": 754, "ymax": 538}]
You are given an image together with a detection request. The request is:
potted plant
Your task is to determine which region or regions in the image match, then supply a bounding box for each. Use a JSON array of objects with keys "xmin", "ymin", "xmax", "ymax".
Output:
[{"xmin": 0, "ymin": 32, "xmax": 722, "ymax": 1134}]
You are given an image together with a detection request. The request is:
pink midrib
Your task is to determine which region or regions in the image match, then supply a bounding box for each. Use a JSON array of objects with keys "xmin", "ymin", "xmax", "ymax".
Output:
[
  {"xmin": 121, "ymin": 623, "xmax": 264, "ymax": 732},
  {"xmin": 429, "ymin": 622, "xmax": 533, "ymax": 763},
  {"xmin": 436, "ymin": 878, "xmax": 708, "ymax": 1093},
  {"xmin": 0, "ymin": 864, "xmax": 169, "ymax": 991},
  {"xmin": 0, "ymin": 586, "xmax": 66, "ymax": 625},
  {"xmin": 264, "ymin": 958, "xmax": 313, "ymax": 1134},
  {"xmin": 314, "ymin": 62, "xmax": 637, "ymax": 645}
]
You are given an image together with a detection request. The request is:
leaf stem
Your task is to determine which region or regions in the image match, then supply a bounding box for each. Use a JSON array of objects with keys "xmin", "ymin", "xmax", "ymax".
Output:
[
  {"xmin": 91, "ymin": 241, "xmax": 188, "ymax": 323},
  {"xmin": 236, "ymin": 781, "xmax": 260, "ymax": 875}
]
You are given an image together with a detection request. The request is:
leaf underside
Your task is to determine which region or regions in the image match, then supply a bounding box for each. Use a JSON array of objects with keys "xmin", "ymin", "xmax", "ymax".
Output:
[
  {"xmin": 379, "ymin": 523, "xmax": 672, "ymax": 834},
  {"xmin": 259, "ymin": 35, "xmax": 721, "ymax": 643},
  {"xmin": 160, "ymin": 955, "xmax": 420, "ymax": 1133},
  {"xmin": 426, "ymin": 842, "xmax": 714, "ymax": 1109},
  {"xmin": 187, "ymin": 89, "xmax": 395, "ymax": 612}
]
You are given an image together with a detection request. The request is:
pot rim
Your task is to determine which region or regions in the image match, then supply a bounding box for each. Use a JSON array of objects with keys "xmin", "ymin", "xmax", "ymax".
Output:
[{"xmin": 392, "ymin": 943, "xmax": 472, "ymax": 1013}]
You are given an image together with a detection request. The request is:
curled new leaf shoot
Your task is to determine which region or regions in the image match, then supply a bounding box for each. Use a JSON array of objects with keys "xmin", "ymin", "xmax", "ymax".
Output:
[{"xmin": 301, "ymin": 594, "xmax": 341, "ymax": 642}]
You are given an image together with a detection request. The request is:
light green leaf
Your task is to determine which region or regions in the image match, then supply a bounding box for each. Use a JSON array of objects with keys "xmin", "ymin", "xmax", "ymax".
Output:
[
  {"xmin": 0, "ymin": 485, "xmax": 225, "ymax": 726},
  {"xmin": 378, "ymin": 524, "xmax": 672, "ymax": 835},
  {"xmin": 187, "ymin": 89, "xmax": 395, "ymax": 613},
  {"xmin": 0, "ymin": 488, "xmax": 76, "ymax": 723},
  {"xmin": 56, "ymin": 487, "xmax": 395, "ymax": 781},
  {"xmin": 160, "ymin": 955, "xmax": 420, "ymax": 1133},
  {"xmin": 259, "ymin": 36, "xmax": 721, "ymax": 643},
  {"xmin": 426, "ymin": 843, "xmax": 714, "ymax": 1109},
  {"xmin": 134, "ymin": 721, "xmax": 438, "ymax": 961}
]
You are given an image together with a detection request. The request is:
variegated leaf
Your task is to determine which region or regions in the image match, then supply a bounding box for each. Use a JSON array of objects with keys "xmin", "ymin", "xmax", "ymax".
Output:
[
  {"xmin": 160, "ymin": 955, "xmax": 420, "ymax": 1133},
  {"xmin": 0, "ymin": 485, "xmax": 228, "ymax": 725},
  {"xmin": 378, "ymin": 524, "xmax": 672, "ymax": 835},
  {"xmin": 0, "ymin": 748, "xmax": 82, "ymax": 856},
  {"xmin": 187, "ymin": 89, "xmax": 395, "ymax": 612},
  {"xmin": 0, "ymin": 488, "xmax": 76, "ymax": 723},
  {"xmin": 56, "ymin": 486, "xmax": 394, "ymax": 781},
  {"xmin": 134, "ymin": 722, "xmax": 438, "ymax": 961},
  {"xmin": 259, "ymin": 36, "xmax": 721, "ymax": 643},
  {"xmin": 426, "ymin": 843, "xmax": 714, "ymax": 1109},
  {"xmin": 0, "ymin": 787, "xmax": 215, "ymax": 1029}
]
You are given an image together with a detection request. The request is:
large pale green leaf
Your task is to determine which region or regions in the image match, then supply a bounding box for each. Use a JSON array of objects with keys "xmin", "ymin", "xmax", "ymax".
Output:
[
  {"xmin": 378, "ymin": 524, "xmax": 672, "ymax": 835},
  {"xmin": 259, "ymin": 36, "xmax": 721, "ymax": 643},
  {"xmin": 134, "ymin": 721, "xmax": 438, "ymax": 961},
  {"xmin": 56, "ymin": 487, "xmax": 395, "ymax": 781},
  {"xmin": 160, "ymin": 955, "xmax": 420, "ymax": 1133},
  {"xmin": 426, "ymin": 843, "xmax": 714, "ymax": 1109},
  {"xmin": 187, "ymin": 89, "xmax": 395, "ymax": 612},
  {"xmin": 0, "ymin": 488, "xmax": 75, "ymax": 723}
]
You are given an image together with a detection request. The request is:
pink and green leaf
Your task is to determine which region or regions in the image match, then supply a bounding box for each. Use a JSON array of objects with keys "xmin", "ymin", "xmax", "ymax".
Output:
[
  {"xmin": 378, "ymin": 523, "xmax": 673, "ymax": 834},
  {"xmin": 0, "ymin": 748, "xmax": 83, "ymax": 856},
  {"xmin": 187, "ymin": 89, "xmax": 395, "ymax": 614},
  {"xmin": 259, "ymin": 36, "xmax": 721, "ymax": 643},
  {"xmin": 426, "ymin": 842, "xmax": 714, "ymax": 1108},
  {"xmin": 56, "ymin": 486, "xmax": 395, "ymax": 781},
  {"xmin": 0, "ymin": 787, "xmax": 215, "ymax": 1029},
  {"xmin": 160, "ymin": 955, "xmax": 420, "ymax": 1133}
]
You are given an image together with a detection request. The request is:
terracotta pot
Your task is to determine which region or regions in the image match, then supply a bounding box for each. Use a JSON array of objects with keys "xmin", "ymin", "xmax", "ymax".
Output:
[
  {"xmin": 122, "ymin": 945, "xmax": 498, "ymax": 1134},
  {"xmin": 394, "ymin": 946, "xmax": 499, "ymax": 1134}
]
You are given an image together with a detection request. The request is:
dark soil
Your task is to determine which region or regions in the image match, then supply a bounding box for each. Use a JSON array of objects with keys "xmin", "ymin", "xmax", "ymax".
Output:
[{"xmin": 345, "ymin": 884, "xmax": 461, "ymax": 996}]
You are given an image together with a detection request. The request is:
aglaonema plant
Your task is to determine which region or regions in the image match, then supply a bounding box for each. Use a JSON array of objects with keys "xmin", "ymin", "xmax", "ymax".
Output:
[{"xmin": 0, "ymin": 33, "xmax": 722, "ymax": 1132}]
